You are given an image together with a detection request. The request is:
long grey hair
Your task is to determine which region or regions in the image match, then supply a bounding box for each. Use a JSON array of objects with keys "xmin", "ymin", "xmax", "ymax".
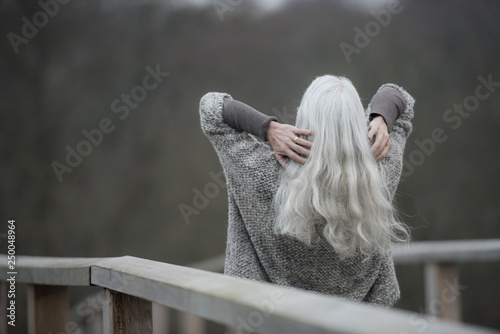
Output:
[{"xmin": 273, "ymin": 75, "xmax": 409, "ymax": 258}]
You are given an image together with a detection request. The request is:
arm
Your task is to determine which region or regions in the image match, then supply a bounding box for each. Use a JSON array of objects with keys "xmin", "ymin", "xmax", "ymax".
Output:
[
  {"xmin": 222, "ymin": 97, "xmax": 312, "ymax": 167},
  {"xmin": 222, "ymin": 97, "xmax": 277, "ymax": 141},
  {"xmin": 199, "ymin": 92, "xmax": 277, "ymax": 184},
  {"xmin": 367, "ymin": 84, "xmax": 415, "ymax": 200},
  {"xmin": 200, "ymin": 92, "xmax": 297, "ymax": 215},
  {"xmin": 368, "ymin": 86, "xmax": 407, "ymax": 162},
  {"xmin": 369, "ymin": 86, "xmax": 406, "ymax": 130}
]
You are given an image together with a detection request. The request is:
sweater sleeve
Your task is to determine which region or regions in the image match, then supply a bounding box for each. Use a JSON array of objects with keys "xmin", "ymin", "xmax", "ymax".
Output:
[
  {"xmin": 222, "ymin": 97, "xmax": 278, "ymax": 141},
  {"xmin": 368, "ymin": 86, "xmax": 406, "ymax": 130},
  {"xmin": 367, "ymin": 84, "xmax": 415, "ymax": 200},
  {"xmin": 199, "ymin": 92, "xmax": 279, "ymax": 199}
]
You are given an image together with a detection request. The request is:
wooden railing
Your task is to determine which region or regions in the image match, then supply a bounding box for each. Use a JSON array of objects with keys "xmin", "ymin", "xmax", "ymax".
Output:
[
  {"xmin": 1, "ymin": 239, "xmax": 500, "ymax": 334},
  {"xmin": 192, "ymin": 239, "xmax": 500, "ymax": 323},
  {"xmin": 392, "ymin": 239, "xmax": 500, "ymax": 321}
]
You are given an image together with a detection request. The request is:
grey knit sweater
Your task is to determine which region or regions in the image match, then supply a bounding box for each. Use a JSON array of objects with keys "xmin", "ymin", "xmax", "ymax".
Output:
[{"xmin": 199, "ymin": 84, "xmax": 415, "ymax": 307}]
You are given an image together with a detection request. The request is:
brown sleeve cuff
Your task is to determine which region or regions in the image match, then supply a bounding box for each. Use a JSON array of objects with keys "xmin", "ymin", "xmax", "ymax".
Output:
[
  {"xmin": 222, "ymin": 97, "xmax": 278, "ymax": 141},
  {"xmin": 369, "ymin": 86, "xmax": 406, "ymax": 130}
]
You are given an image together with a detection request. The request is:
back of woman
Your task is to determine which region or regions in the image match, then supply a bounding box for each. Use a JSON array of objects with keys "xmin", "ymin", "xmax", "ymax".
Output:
[{"xmin": 199, "ymin": 75, "xmax": 415, "ymax": 307}]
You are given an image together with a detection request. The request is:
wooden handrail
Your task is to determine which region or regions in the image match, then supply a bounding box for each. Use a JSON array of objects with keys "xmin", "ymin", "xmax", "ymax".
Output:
[
  {"xmin": 1, "ymin": 256, "xmax": 113, "ymax": 286},
  {"xmin": 188, "ymin": 239, "xmax": 500, "ymax": 323},
  {"xmin": 189, "ymin": 239, "xmax": 500, "ymax": 271},
  {"xmin": 1, "ymin": 241, "xmax": 500, "ymax": 334},
  {"xmin": 391, "ymin": 239, "xmax": 500, "ymax": 263}
]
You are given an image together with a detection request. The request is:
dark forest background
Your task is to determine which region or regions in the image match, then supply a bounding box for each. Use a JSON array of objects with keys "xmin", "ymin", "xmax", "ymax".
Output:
[{"xmin": 1, "ymin": 0, "xmax": 500, "ymax": 332}]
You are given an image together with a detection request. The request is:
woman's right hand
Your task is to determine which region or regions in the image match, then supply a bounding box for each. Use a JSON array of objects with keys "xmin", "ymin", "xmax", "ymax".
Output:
[
  {"xmin": 368, "ymin": 115, "xmax": 392, "ymax": 162},
  {"xmin": 267, "ymin": 121, "xmax": 312, "ymax": 168}
]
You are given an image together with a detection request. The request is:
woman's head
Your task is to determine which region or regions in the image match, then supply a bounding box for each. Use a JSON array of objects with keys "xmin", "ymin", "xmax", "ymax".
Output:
[
  {"xmin": 274, "ymin": 75, "xmax": 408, "ymax": 258},
  {"xmin": 296, "ymin": 75, "xmax": 365, "ymax": 145},
  {"xmin": 295, "ymin": 75, "xmax": 370, "ymax": 170}
]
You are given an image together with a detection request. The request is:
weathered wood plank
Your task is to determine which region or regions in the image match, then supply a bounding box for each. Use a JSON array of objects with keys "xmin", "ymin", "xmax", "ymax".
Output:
[
  {"xmin": 102, "ymin": 289, "xmax": 152, "ymax": 334},
  {"xmin": 91, "ymin": 256, "xmax": 499, "ymax": 334},
  {"xmin": 392, "ymin": 239, "xmax": 500, "ymax": 264},
  {"xmin": 425, "ymin": 263, "xmax": 463, "ymax": 322},
  {"xmin": 27, "ymin": 285, "xmax": 69, "ymax": 334},
  {"xmin": 0, "ymin": 255, "xmax": 112, "ymax": 286},
  {"xmin": 1, "ymin": 239, "xmax": 499, "ymax": 286}
]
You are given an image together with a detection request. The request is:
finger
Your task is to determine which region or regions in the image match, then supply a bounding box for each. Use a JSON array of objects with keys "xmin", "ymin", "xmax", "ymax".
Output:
[
  {"xmin": 294, "ymin": 128, "xmax": 312, "ymax": 136},
  {"xmin": 374, "ymin": 137, "xmax": 391, "ymax": 161},
  {"xmin": 294, "ymin": 144, "xmax": 311, "ymax": 158},
  {"xmin": 292, "ymin": 135, "xmax": 313, "ymax": 149},
  {"xmin": 373, "ymin": 129, "xmax": 389, "ymax": 155},
  {"xmin": 376, "ymin": 134, "xmax": 389, "ymax": 153},
  {"xmin": 374, "ymin": 142, "xmax": 387, "ymax": 158},
  {"xmin": 275, "ymin": 153, "xmax": 287, "ymax": 168},
  {"xmin": 288, "ymin": 151, "xmax": 307, "ymax": 165},
  {"xmin": 296, "ymin": 137, "xmax": 313, "ymax": 149},
  {"xmin": 368, "ymin": 126, "xmax": 377, "ymax": 140},
  {"xmin": 379, "ymin": 144, "xmax": 391, "ymax": 161},
  {"xmin": 374, "ymin": 144, "xmax": 385, "ymax": 161},
  {"xmin": 371, "ymin": 134, "xmax": 382, "ymax": 155}
]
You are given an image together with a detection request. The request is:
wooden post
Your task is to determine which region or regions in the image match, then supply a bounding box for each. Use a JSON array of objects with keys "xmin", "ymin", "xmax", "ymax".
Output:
[
  {"xmin": 424, "ymin": 262, "xmax": 462, "ymax": 321},
  {"xmin": 153, "ymin": 303, "xmax": 170, "ymax": 334},
  {"xmin": 92, "ymin": 310, "xmax": 104, "ymax": 334},
  {"xmin": 178, "ymin": 312, "xmax": 206, "ymax": 334},
  {"xmin": 27, "ymin": 285, "xmax": 69, "ymax": 334},
  {"xmin": 102, "ymin": 289, "xmax": 152, "ymax": 334}
]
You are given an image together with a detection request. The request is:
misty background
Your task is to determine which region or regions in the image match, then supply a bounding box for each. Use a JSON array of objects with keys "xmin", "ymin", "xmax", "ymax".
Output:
[{"xmin": 1, "ymin": 0, "xmax": 499, "ymax": 332}]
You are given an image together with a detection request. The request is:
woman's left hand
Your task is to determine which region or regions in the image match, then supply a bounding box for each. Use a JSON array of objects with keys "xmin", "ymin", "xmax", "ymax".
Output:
[{"xmin": 267, "ymin": 121, "xmax": 312, "ymax": 168}]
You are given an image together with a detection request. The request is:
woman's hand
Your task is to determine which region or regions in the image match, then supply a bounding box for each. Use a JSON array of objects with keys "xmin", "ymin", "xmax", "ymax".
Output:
[
  {"xmin": 368, "ymin": 116, "xmax": 392, "ymax": 162},
  {"xmin": 267, "ymin": 121, "xmax": 312, "ymax": 168}
]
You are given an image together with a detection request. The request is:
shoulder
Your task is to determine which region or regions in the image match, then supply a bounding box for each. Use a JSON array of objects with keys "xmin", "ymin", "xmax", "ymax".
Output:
[
  {"xmin": 199, "ymin": 92, "xmax": 232, "ymax": 136},
  {"xmin": 200, "ymin": 92, "xmax": 229, "ymax": 110},
  {"xmin": 199, "ymin": 92, "xmax": 231, "ymax": 121}
]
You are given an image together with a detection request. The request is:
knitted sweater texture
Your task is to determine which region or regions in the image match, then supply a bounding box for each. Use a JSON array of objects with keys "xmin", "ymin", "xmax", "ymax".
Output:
[{"xmin": 199, "ymin": 84, "xmax": 415, "ymax": 307}]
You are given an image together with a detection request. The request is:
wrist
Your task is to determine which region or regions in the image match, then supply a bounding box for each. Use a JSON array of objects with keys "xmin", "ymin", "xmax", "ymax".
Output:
[
  {"xmin": 372, "ymin": 114, "xmax": 388, "ymax": 127},
  {"xmin": 266, "ymin": 120, "xmax": 279, "ymax": 141}
]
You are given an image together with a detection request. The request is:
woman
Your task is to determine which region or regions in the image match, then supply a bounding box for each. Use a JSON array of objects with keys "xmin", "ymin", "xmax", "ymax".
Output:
[{"xmin": 199, "ymin": 75, "xmax": 414, "ymax": 307}]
